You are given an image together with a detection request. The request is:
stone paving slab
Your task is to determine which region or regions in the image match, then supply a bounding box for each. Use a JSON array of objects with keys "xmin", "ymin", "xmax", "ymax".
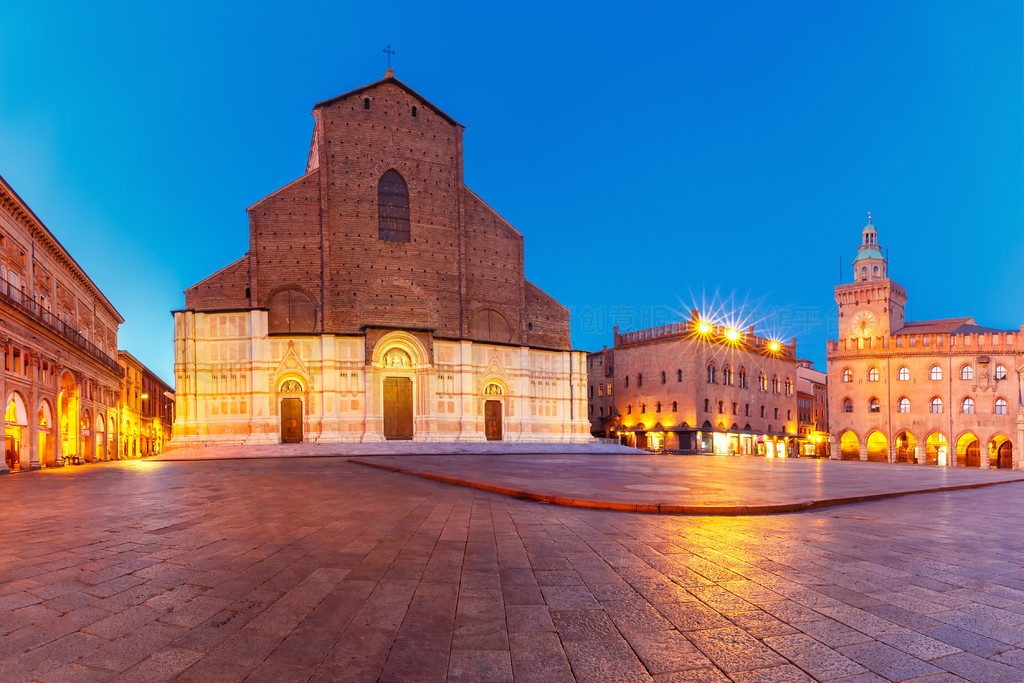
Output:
[
  {"xmin": 4, "ymin": 457, "xmax": 1024, "ymax": 681},
  {"xmin": 347, "ymin": 453, "xmax": 1024, "ymax": 515},
  {"xmin": 151, "ymin": 441, "xmax": 637, "ymax": 461}
]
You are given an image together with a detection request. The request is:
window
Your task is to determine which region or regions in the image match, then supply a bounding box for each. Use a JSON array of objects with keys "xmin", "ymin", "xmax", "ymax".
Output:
[
  {"xmin": 707, "ymin": 364, "xmax": 715, "ymax": 384},
  {"xmin": 898, "ymin": 366, "xmax": 909, "ymax": 381},
  {"xmin": 960, "ymin": 365, "xmax": 973, "ymax": 381},
  {"xmin": 898, "ymin": 397, "xmax": 910, "ymax": 413},
  {"xmin": 996, "ymin": 365, "xmax": 1007, "ymax": 380},
  {"xmin": 411, "ymin": 105, "xmax": 417, "ymax": 117},
  {"xmin": 624, "ymin": 376, "xmax": 629, "ymax": 388},
  {"xmin": 760, "ymin": 405, "xmax": 766, "ymax": 417},
  {"xmin": 638, "ymin": 374, "xmax": 643, "ymax": 387},
  {"xmin": 363, "ymin": 97, "xmax": 370, "ymax": 109},
  {"xmin": 744, "ymin": 404, "xmax": 749, "ymax": 416},
  {"xmin": 867, "ymin": 367, "xmax": 879, "ymax": 382},
  {"xmin": 676, "ymin": 369, "xmax": 682, "ymax": 382},
  {"xmin": 930, "ymin": 397, "xmax": 943, "ymax": 413},
  {"xmin": 732, "ymin": 402, "xmax": 737, "ymax": 415},
  {"xmin": 842, "ymin": 369, "xmax": 852, "ymax": 383},
  {"xmin": 738, "ymin": 368, "xmax": 747, "ymax": 388},
  {"xmin": 607, "ymin": 385, "xmax": 612, "ymax": 396},
  {"xmin": 656, "ymin": 402, "xmax": 661, "ymax": 413},
  {"xmin": 869, "ymin": 398, "xmax": 880, "ymax": 413},
  {"xmin": 723, "ymin": 365, "xmax": 733, "ymax": 386},
  {"xmin": 774, "ymin": 407, "xmax": 779, "ymax": 418},
  {"xmin": 759, "ymin": 373, "xmax": 767, "ymax": 391},
  {"xmin": 378, "ymin": 170, "xmax": 410, "ymax": 242},
  {"xmin": 772, "ymin": 376, "xmax": 779, "ymax": 394},
  {"xmin": 930, "ymin": 365, "xmax": 942, "ymax": 381},
  {"xmin": 962, "ymin": 397, "xmax": 975, "ymax": 414},
  {"xmin": 672, "ymin": 401, "xmax": 678, "ymax": 411},
  {"xmin": 719, "ymin": 401, "xmax": 724, "ymax": 413},
  {"xmin": 661, "ymin": 371, "xmax": 666, "ymax": 384},
  {"xmin": 627, "ymin": 404, "xmax": 632, "ymax": 414},
  {"xmin": 785, "ymin": 378, "xmax": 792, "ymax": 395},
  {"xmin": 842, "ymin": 398, "xmax": 853, "ymax": 413},
  {"xmin": 704, "ymin": 398, "xmax": 710, "ymax": 412},
  {"xmin": 996, "ymin": 398, "xmax": 1007, "ymax": 415},
  {"xmin": 787, "ymin": 410, "xmax": 791, "ymax": 420},
  {"xmin": 598, "ymin": 384, "xmax": 604, "ymax": 397}
]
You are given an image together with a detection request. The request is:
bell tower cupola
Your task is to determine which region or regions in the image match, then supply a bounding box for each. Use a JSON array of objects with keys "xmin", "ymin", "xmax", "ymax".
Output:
[{"xmin": 853, "ymin": 213, "xmax": 887, "ymax": 281}]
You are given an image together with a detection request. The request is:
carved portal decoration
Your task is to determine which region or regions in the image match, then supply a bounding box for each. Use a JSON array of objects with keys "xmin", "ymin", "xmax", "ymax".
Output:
[
  {"xmin": 483, "ymin": 383, "xmax": 503, "ymax": 396},
  {"xmin": 383, "ymin": 348, "xmax": 412, "ymax": 368},
  {"xmin": 279, "ymin": 379, "xmax": 303, "ymax": 393}
]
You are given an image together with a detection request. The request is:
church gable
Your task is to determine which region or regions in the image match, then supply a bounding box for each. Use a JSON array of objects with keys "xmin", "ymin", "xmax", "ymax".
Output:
[
  {"xmin": 313, "ymin": 75, "xmax": 460, "ymax": 127},
  {"xmin": 184, "ymin": 255, "xmax": 250, "ymax": 311}
]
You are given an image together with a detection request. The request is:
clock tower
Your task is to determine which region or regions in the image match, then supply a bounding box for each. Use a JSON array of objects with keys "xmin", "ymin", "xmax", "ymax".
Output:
[{"xmin": 834, "ymin": 217, "xmax": 906, "ymax": 340}]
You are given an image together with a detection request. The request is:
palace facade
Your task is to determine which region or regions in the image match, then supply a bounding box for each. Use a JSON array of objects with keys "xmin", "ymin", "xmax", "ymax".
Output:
[
  {"xmin": 589, "ymin": 311, "xmax": 801, "ymax": 456},
  {"xmin": 171, "ymin": 71, "xmax": 590, "ymax": 445},
  {"xmin": 0, "ymin": 174, "xmax": 124, "ymax": 471},
  {"xmin": 827, "ymin": 220, "xmax": 1022, "ymax": 467},
  {"xmin": 118, "ymin": 351, "xmax": 174, "ymax": 458}
]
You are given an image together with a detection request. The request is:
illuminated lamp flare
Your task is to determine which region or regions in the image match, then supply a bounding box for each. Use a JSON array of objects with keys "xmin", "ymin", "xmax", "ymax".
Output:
[
  {"xmin": 698, "ymin": 321, "xmax": 711, "ymax": 334},
  {"xmin": 726, "ymin": 329, "xmax": 739, "ymax": 341},
  {"xmin": 769, "ymin": 341, "xmax": 780, "ymax": 352}
]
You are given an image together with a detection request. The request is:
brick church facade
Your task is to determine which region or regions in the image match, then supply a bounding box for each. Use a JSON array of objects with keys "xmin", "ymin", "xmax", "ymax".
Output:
[{"xmin": 171, "ymin": 71, "xmax": 591, "ymax": 444}]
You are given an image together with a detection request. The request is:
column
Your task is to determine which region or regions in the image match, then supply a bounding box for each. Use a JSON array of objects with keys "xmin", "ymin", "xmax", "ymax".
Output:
[
  {"xmin": 0, "ymin": 338, "xmax": 7, "ymax": 474},
  {"xmin": 27, "ymin": 351, "xmax": 39, "ymax": 470}
]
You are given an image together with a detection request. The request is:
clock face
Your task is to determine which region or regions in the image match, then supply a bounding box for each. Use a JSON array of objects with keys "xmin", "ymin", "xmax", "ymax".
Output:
[{"xmin": 849, "ymin": 309, "xmax": 879, "ymax": 337}]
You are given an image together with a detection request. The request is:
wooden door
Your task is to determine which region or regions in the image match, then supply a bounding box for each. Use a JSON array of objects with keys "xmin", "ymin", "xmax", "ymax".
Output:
[
  {"xmin": 484, "ymin": 400, "xmax": 502, "ymax": 441},
  {"xmin": 281, "ymin": 398, "xmax": 303, "ymax": 443},
  {"xmin": 383, "ymin": 378, "xmax": 413, "ymax": 440}
]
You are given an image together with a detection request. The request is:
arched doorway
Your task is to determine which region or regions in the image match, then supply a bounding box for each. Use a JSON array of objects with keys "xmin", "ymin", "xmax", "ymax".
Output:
[
  {"xmin": 483, "ymin": 383, "xmax": 503, "ymax": 441},
  {"xmin": 956, "ymin": 433, "xmax": 980, "ymax": 468},
  {"xmin": 895, "ymin": 431, "xmax": 917, "ymax": 464},
  {"xmin": 5, "ymin": 392, "xmax": 28, "ymax": 471},
  {"xmin": 989, "ymin": 435, "xmax": 1013, "ymax": 470},
  {"xmin": 59, "ymin": 372, "xmax": 77, "ymax": 463},
  {"xmin": 95, "ymin": 414, "xmax": 105, "ymax": 461},
  {"xmin": 866, "ymin": 431, "xmax": 888, "ymax": 462},
  {"xmin": 925, "ymin": 432, "xmax": 947, "ymax": 466},
  {"xmin": 840, "ymin": 431, "xmax": 860, "ymax": 461},
  {"xmin": 380, "ymin": 348, "xmax": 414, "ymax": 441},
  {"xmin": 278, "ymin": 378, "xmax": 304, "ymax": 443},
  {"xmin": 80, "ymin": 409, "xmax": 93, "ymax": 463},
  {"xmin": 38, "ymin": 400, "xmax": 54, "ymax": 468}
]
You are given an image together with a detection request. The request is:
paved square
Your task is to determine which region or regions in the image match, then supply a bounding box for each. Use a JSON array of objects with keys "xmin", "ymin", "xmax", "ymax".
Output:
[{"xmin": 3, "ymin": 456, "xmax": 1024, "ymax": 681}]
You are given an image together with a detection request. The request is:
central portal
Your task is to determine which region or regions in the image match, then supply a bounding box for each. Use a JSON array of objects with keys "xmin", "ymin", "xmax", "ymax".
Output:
[
  {"xmin": 281, "ymin": 398, "xmax": 303, "ymax": 443},
  {"xmin": 383, "ymin": 377, "xmax": 413, "ymax": 440},
  {"xmin": 485, "ymin": 400, "xmax": 503, "ymax": 441}
]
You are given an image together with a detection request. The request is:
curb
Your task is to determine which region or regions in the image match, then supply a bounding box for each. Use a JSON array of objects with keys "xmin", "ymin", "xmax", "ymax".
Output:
[{"xmin": 347, "ymin": 458, "xmax": 1024, "ymax": 516}]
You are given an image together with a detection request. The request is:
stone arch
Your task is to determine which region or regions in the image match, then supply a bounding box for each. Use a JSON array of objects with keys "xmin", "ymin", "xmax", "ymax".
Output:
[
  {"xmin": 471, "ymin": 308, "xmax": 512, "ymax": 344},
  {"xmin": 866, "ymin": 430, "xmax": 888, "ymax": 462},
  {"xmin": 895, "ymin": 430, "xmax": 917, "ymax": 464},
  {"xmin": 989, "ymin": 434, "xmax": 1014, "ymax": 470},
  {"xmin": 839, "ymin": 430, "xmax": 860, "ymax": 461},
  {"xmin": 95, "ymin": 412, "xmax": 106, "ymax": 462},
  {"xmin": 80, "ymin": 408, "xmax": 94, "ymax": 463},
  {"xmin": 3, "ymin": 391, "xmax": 28, "ymax": 472},
  {"xmin": 955, "ymin": 432, "xmax": 980, "ymax": 468},
  {"xmin": 925, "ymin": 431, "xmax": 947, "ymax": 466},
  {"xmin": 37, "ymin": 399, "xmax": 55, "ymax": 468},
  {"xmin": 267, "ymin": 287, "xmax": 318, "ymax": 334},
  {"xmin": 371, "ymin": 331, "xmax": 428, "ymax": 367}
]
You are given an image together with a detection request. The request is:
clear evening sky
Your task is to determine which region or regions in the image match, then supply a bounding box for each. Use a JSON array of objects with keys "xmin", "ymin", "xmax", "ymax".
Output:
[{"xmin": 1, "ymin": 1, "xmax": 1021, "ymax": 384}]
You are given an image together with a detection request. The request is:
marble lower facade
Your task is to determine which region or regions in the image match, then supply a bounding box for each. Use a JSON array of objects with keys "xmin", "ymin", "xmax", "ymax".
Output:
[{"xmin": 170, "ymin": 310, "xmax": 592, "ymax": 446}]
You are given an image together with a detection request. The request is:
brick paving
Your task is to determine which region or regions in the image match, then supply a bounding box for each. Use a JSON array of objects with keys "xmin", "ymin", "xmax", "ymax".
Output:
[{"xmin": 2, "ymin": 456, "xmax": 1024, "ymax": 681}]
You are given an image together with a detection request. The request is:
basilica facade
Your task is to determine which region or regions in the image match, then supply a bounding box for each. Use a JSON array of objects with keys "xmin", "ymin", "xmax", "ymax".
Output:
[
  {"xmin": 171, "ymin": 71, "xmax": 591, "ymax": 445},
  {"xmin": 827, "ymin": 220, "xmax": 1023, "ymax": 467}
]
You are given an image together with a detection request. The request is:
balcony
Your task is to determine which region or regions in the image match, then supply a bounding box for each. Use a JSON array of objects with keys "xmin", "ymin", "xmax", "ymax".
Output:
[{"xmin": 0, "ymin": 280, "xmax": 122, "ymax": 375}]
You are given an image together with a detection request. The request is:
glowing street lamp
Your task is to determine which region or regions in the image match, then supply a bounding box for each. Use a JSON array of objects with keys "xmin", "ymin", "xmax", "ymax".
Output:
[
  {"xmin": 698, "ymin": 321, "xmax": 711, "ymax": 334},
  {"xmin": 768, "ymin": 341, "xmax": 780, "ymax": 352},
  {"xmin": 726, "ymin": 328, "xmax": 739, "ymax": 341}
]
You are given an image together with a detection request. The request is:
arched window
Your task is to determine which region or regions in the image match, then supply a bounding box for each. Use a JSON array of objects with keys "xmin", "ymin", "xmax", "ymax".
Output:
[
  {"xmin": 641, "ymin": 403, "xmax": 646, "ymax": 413},
  {"xmin": 869, "ymin": 398, "xmax": 880, "ymax": 413},
  {"xmin": 861, "ymin": 266, "xmax": 867, "ymax": 280},
  {"xmin": 738, "ymin": 368, "xmax": 747, "ymax": 388},
  {"xmin": 898, "ymin": 397, "xmax": 910, "ymax": 413},
  {"xmin": 723, "ymin": 365, "xmax": 732, "ymax": 386},
  {"xmin": 842, "ymin": 368, "xmax": 852, "ymax": 383},
  {"xmin": 411, "ymin": 105, "xmax": 417, "ymax": 117},
  {"xmin": 672, "ymin": 401, "xmax": 678, "ymax": 411},
  {"xmin": 962, "ymin": 397, "xmax": 975, "ymax": 414},
  {"xmin": 960, "ymin": 365, "xmax": 973, "ymax": 381},
  {"xmin": 363, "ymin": 97, "xmax": 370, "ymax": 110},
  {"xmin": 661, "ymin": 371, "xmax": 666, "ymax": 384},
  {"xmin": 930, "ymin": 365, "xmax": 942, "ymax": 381},
  {"xmin": 930, "ymin": 397, "xmax": 943, "ymax": 413},
  {"xmin": 718, "ymin": 401, "xmax": 724, "ymax": 413},
  {"xmin": 676, "ymin": 369, "xmax": 682, "ymax": 382},
  {"xmin": 638, "ymin": 374, "xmax": 643, "ymax": 387},
  {"xmin": 898, "ymin": 366, "xmax": 909, "ymax": 381},
  {"xmin": 842, "ymin": 398, "xmax": 853, "ymax": 413},
  {"xmin": 759, "ymin": 372, "xmax": 767, "ymax": 391},
  {"xmin": 873, "ymin": 265, "xmax": 879, "ymax": 276},
  {"xmin": 867, "ymin": 367, "xmax": 879, "ymax": 382},
  {"xmin": 627, "ymin": 404, "xmax": 632, "ymax": 414},
  {"xmin": 784, "ymin": 378, "xmax": 792, "ymax": 395},
  {"xmin": 996, "ymin": 398, "xmax": 1007, "ymax": 414},
  {"xmin": 772, "ymin": 376, "xmax": 779, "ymax": 394},
  {"xmin": 995, "ymin": 364, "xmax": 1008, "ymax": 380},
  {"xmin": 706, "ymin": 364, "xmax": 716, "ymax": 384},
  {"xmin": 378, "ymin": 170, "xmax": 410, "ymax": 242}
]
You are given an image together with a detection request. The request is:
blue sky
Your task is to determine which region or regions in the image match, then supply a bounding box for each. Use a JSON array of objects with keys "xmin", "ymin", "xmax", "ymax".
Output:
[{"xmin": 1, "ymin": 1, "xmax": 1020, "ymax": 384}]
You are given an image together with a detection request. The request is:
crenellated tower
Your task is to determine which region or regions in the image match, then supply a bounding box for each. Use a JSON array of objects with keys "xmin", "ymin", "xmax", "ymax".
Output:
[{"xmin": 834, "ymin": 217, "xmax": 906, "ymax": 340}]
